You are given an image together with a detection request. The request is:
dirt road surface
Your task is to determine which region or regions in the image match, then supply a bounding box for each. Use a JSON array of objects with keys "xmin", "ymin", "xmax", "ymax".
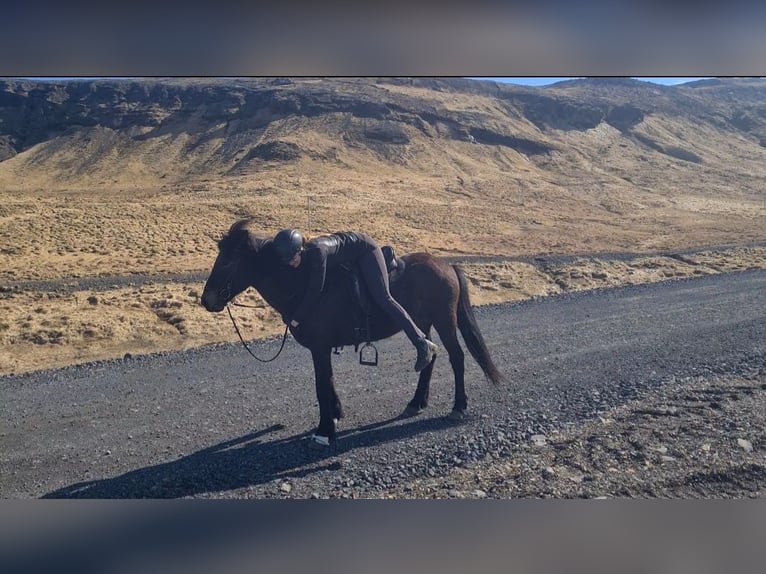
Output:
[{"xmin": 1, "ymin": 270, "xmax": 764, "ymax": 499}]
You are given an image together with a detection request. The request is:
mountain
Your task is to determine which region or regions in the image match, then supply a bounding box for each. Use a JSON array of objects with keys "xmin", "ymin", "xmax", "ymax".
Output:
[
  {"xmin": 1, "ymin": 76, "xmax": 765, "ymax": 267},
  {"xmin": 3, "ymin": 76, "xmax": 766, "ymax": 186}
]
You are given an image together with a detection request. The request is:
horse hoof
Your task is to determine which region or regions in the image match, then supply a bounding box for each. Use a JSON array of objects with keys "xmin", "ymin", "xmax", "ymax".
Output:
[
  {"xmin": 311, "ymin": 433, "xmax": 331, "ymax": 446},
  {"xmin": 447, "ymin": 409, "xmax": 467, "ymax": 422},
  {"xmin": 402, "ymin": 405, "xmax": 425, "ymax": 418},
  {"xmin": 303, "ymin": 434, "xmax": 335, "ymax": 458}
]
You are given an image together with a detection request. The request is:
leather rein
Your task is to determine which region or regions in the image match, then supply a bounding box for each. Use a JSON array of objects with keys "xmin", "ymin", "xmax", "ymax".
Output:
[{"xmin": 226, "ymin": 300, "xmax": 290, "ymax": 363}]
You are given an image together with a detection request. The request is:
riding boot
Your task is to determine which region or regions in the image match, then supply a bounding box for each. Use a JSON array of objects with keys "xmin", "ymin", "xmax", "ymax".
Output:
[{"xmin": 414, "ymin": 338, "xmax": 439, "ymax": 372}]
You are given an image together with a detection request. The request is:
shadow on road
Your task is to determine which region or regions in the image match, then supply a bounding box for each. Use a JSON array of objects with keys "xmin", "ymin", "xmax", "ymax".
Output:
[{"xmin": 42, "ymin": 412, "xmax": 462, "ymax": 498}]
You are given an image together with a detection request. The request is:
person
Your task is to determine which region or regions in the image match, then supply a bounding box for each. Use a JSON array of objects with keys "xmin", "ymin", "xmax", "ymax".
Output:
[{"xmin": 272, "ymin": 228, "xmax": 439, "ymax": 372}]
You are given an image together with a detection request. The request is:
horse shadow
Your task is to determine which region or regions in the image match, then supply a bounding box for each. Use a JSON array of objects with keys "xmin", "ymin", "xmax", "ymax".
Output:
[{"xmin": 42, "ymin": 411, "xmax": 465, "ymax": 499}]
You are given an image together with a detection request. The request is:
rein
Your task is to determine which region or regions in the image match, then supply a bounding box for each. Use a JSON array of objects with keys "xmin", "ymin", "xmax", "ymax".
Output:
[{"xmin": 226, "ymin": 302, "xmax": 290, "ymax": 363}]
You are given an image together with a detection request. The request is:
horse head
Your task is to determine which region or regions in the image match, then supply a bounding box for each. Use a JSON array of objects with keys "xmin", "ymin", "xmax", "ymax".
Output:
[{"xmin": 201, "ymin": 218, "xmax": 280, "ymax": 312}]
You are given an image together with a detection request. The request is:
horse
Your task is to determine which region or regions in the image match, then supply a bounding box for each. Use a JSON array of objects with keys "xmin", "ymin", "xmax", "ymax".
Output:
[{"xmin": 201, "ymin": 218, "xmax": 505, "ymax": 445}]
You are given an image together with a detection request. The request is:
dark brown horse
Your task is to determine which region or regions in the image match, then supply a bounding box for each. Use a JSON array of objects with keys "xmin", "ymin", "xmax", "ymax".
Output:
[{"xmin": 201, "ymin": 218, "xmax": 504, "ymax": 445}]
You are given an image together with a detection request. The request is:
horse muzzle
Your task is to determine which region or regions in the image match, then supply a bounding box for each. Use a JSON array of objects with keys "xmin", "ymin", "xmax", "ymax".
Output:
[{"xmin": 200, "ymin": 290, "xmax": 226, "ymax": 312}]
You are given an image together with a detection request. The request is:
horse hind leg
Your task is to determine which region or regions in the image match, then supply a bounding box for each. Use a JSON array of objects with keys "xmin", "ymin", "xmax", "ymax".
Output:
[
  {"xmin": 404, "ymin": 359, "xmax": 435, "ymax": 416},
  {"xmin": 433, "ymin": 319, "xmax": 467, "ymax": 420}
]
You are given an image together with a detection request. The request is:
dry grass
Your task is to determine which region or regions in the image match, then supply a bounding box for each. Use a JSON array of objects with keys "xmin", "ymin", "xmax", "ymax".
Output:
[
  {"xmin": 3, "ymin": 241, "xmax": 766, "ymax": 375},
  {"xmin": 1, "ymin": 153, "xmax": 765, "ymax": 375},
  {"xmin": 0, "ymin": 282, "xmax": 284, "ymax": 375}
]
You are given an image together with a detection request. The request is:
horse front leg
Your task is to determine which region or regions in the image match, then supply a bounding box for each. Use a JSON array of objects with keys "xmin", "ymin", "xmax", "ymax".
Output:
[
  {"xmin": 447, "ymin": 345, "xmax": 467, "ymax": 421},
  {"xmin": 311, "ymin": 348, "xmax": 343, "ymax": 445}
]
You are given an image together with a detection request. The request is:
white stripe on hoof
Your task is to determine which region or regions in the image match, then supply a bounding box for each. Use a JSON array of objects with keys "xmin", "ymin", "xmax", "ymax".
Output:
[{"xmin": 311, "ymin": 433, "xmax": 330, "ymax": 446}]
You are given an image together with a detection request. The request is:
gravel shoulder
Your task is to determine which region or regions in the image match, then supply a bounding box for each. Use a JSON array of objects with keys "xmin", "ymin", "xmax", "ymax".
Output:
[{"xmin": 381, "ymin": 370, "xmax": 766, "ymax": 499}]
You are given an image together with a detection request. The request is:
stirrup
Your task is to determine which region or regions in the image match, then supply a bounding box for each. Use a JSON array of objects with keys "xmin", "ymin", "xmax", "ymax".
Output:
[{"xmin": 359, "ymin": 342, "xmax": 378, "ymax": 366}]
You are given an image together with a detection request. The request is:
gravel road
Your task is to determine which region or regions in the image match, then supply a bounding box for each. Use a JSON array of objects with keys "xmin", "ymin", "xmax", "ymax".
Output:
[{"xmin": 2, "ymin": 270, "xmax": 765, "ymax": 499}]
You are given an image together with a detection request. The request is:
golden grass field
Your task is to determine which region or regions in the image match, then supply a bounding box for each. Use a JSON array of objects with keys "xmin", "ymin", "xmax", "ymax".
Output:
[{"xmin": 2, "ymin": 157, "xmax": 766, "ymax": 376}]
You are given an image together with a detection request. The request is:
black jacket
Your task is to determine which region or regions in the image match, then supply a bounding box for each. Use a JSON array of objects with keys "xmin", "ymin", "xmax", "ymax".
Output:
[{"xmin": 292, "ymin": 232, "xmax": 376, "ymax": 324}]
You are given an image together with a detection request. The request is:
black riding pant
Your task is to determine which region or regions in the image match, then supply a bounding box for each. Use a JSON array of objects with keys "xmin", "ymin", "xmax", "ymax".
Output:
[{"xmin": 357, "ymin": 247, "xmax": 426, "ymax": 345}]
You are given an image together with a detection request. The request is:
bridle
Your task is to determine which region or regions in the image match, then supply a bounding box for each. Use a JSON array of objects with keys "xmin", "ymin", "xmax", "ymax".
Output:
[{"xmin": 217, "ymin": 247, "xmax": 290, "ymax": 363}]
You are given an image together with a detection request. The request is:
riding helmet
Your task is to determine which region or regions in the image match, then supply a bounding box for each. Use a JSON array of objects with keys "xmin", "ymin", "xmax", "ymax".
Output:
[{"xmin": 273, "ymin": 228, "xmax": 304, "ymax": 262}]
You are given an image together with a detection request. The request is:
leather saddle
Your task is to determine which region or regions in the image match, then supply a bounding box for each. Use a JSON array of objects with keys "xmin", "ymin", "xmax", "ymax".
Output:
[{"xmin": 337, "ymin": 245, "xmax": 406, "ymax": 364}]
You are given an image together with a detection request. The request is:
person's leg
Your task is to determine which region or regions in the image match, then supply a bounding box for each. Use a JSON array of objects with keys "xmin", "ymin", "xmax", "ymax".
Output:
[
  {"xmin": 357, "ymin": 248, "xmax": 438, "ymax": 371},
  {"xmin": 357, "ymin": 248, "xmax": 422, "ymax": 341}
]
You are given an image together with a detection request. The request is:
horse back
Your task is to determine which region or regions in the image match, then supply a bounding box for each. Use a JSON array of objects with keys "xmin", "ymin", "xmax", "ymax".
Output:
[
  {"xmin": 390, "ymin": 252, "xmax": 460, "ymax": 318},
  {"xmin": 297, "ymin": 251, "xmax": 457, "ymax": 348}
]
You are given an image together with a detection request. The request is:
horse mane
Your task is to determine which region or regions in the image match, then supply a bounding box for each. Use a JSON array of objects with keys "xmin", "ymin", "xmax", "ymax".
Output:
[{"xmin": 219, "ymin": 218, "xmax": 272, "ymax": 254}]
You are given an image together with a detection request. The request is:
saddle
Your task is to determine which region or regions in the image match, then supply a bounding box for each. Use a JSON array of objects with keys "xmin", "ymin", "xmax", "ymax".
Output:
[{"xmin": 336, "ymin": 245, "xmax": 406, "ymax": 365}]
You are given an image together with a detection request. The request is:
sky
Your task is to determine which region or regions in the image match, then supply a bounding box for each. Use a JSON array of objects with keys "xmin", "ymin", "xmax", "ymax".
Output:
[
  {"xmin": 470, "ymin": 77, "xmax": 712, "ymax": 86},
  {"xmin": 24, "ymin": 77, "xmax": 713, "ymax": 86}
]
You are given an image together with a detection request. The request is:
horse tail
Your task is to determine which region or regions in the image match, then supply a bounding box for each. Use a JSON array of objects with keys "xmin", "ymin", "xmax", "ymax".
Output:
[{"xmin": 453, "ymin": 264, "xmax": 505, "ymax": 385}]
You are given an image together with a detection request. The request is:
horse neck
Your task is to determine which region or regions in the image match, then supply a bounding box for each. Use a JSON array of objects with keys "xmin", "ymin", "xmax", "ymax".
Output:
[
  {"xmin": 244, "ymin": 238, "xmax": 303, "ymax": 316},
  {"xmin": 253, "ymin": 279, "xmax": 284, "ymax": 312},
  {"xmin": 252, "ymin": 273, "xmax": 299, "ymax": 317}
]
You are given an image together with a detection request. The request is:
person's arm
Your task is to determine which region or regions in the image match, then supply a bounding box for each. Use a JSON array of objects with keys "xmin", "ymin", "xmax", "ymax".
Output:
[{"xmin": 291, "ymin": 246, "xmax": 327, "ymax": 325}]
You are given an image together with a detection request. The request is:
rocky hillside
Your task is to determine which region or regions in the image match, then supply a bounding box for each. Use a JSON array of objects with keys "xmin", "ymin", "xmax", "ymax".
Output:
[
  {"xmin": 1, "ymin": 76, "xmax": 766, "ymax": 277},
  {"xmin": 2, "ymin": 76, "xmax": 766, "ymax": 191}
]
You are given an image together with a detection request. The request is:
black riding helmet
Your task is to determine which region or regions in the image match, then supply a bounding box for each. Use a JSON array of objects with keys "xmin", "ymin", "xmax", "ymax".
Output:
[{"xmin": 273, "ymin": 228, "xmax": 304, "ymax": 262}]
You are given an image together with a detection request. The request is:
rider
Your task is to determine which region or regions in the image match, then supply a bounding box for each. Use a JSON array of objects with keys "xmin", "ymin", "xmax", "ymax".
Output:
[{"xmin": 272, "ymin": 228, "xmax": 439, "ymax": 372}]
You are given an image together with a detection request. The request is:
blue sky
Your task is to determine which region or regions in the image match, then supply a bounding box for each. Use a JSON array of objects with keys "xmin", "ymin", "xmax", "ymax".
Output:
[
  {"xmin": 25, "ymin": 77, "xmax": 711, "ymax": 86},
  {"xmin": 21, "ymin": 77, "xmax": 720, "ymax": 92},
  {"xmin": 470, "ymin": 77, "xmax": 711, "ymax": 86}
]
